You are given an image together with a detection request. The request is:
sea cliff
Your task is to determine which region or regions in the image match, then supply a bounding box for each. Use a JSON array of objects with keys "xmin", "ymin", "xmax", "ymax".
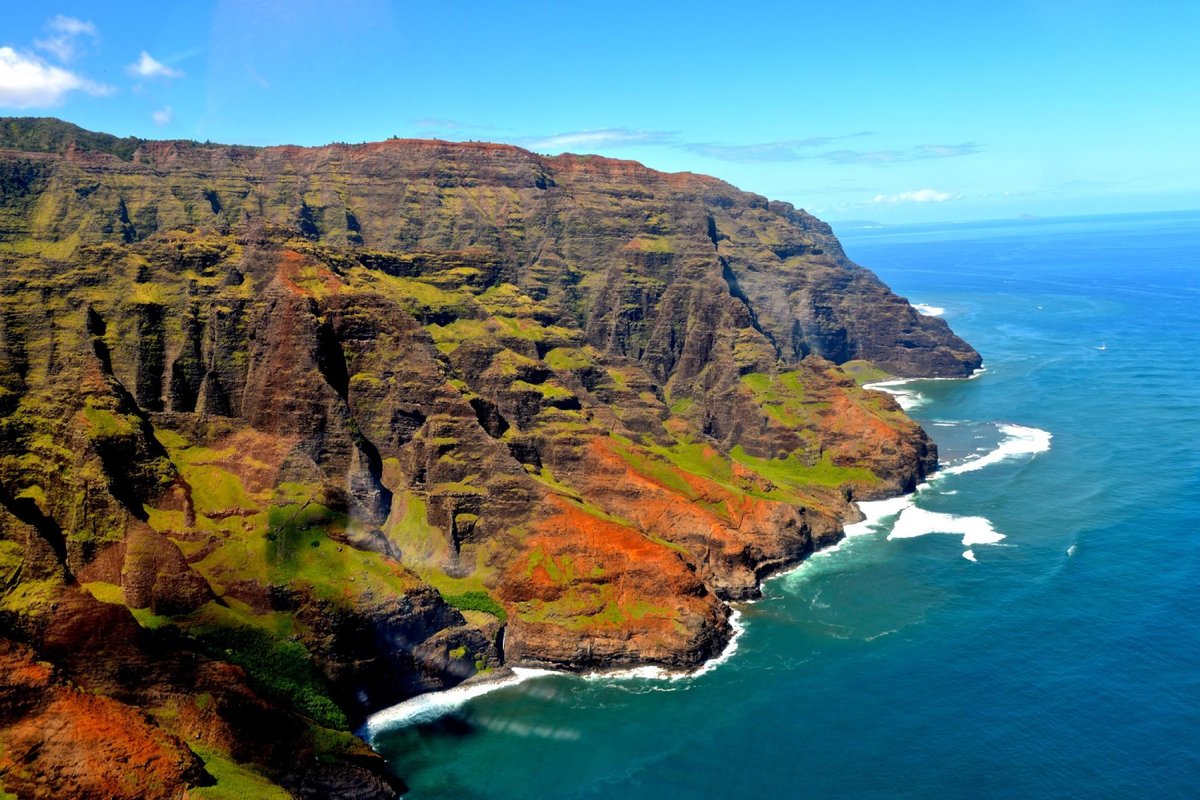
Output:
[{"xmin": 0, "ymin": 118, "xmax": 979, "ymax": 798}]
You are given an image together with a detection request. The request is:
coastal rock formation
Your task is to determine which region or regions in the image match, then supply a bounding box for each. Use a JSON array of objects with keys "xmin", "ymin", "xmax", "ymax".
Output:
[{"xmin": 0, "ymin": 118, "xmax": 979, "ymax": 797}]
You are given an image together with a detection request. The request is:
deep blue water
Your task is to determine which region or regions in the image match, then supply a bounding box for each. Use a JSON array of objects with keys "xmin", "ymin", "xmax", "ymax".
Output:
[{"xmin": 373, "ymin": 211, "xmax": 1200, "ymax": 799}]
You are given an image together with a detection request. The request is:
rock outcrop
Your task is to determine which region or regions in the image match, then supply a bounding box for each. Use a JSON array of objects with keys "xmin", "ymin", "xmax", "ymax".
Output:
[{"xmin": 0, "ymin": 118, "xmax": 979, "ymax": 798}]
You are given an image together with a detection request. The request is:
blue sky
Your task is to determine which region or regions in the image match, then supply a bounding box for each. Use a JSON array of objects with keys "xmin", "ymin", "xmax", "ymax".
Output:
[{"xmin": 2, "ymin": 1, "xmax": 1197, "ymax": 223}]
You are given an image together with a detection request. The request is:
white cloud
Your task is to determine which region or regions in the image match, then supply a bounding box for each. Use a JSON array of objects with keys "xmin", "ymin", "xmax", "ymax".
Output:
[
  {"xmin": 127, "ymin": 51, "xmax": 183, "ymax": 80},
  {"xmin": 872, "ymin": 189, "xmax": 956, "ymax": 204},
  {"xmin": 48, "ymin": 15, "xmax": 96, "ymax": 36},
  {"xmin": 34, "ymin": 15, "xmax": 97, "ymax": 63},
  {"xmin": 152, "ymin": 105, "xmax": 172, "ymax": 125},
  {"xmin": 0, "ymin": 46, "xmax": 112, "ymax": 108}
]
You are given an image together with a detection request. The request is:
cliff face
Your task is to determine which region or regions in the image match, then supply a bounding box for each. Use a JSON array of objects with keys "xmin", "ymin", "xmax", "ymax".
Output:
[{"xmin": 0, "ymin": 118, "xmax": 980, "ymax": 798}]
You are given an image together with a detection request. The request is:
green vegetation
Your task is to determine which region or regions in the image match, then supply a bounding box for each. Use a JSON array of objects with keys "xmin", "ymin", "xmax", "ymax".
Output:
[
  {"xmin": 0, "ymin": 117, "xmax": 146, "ymax": 161},
  {"xmin": 0, "ymin": 540, "xmax": 23, "ymax": 583},
  {"xmin": 386, "ymin": 490, "xmax": 448, "ymax": 565},
  {"xmin": 512, "ymin": 379, "xmax": 574, "ymax": 401},
  {"xmin": 739, "ymin": 370, "xmax": 827, "ymax": 428},
  {"xmin": 81, "ymin": 580, "xmax": 124, "ymax": 605},
  {"xmin": 543, "ymin": 346, "xmax": 596, "ymax": 372},
  {"xmin": 356, "ymin": 269, "xmax": 475, "ymax": 318},
  {"xmin": 609, "ymin": 436, "xmax": 698, "ymax": 499},
  {"xmin": 81, "ymin": 405, "xmax": 137, "ymax": 438},
  {"xmin": 624, "ymin": 234, "xmax": 674, "ymax": 253},
  {"xmin": 515, "ymin": 582, "xmax": 672, "ymax": 630},
  {"xmin": 0, "ymin": 578, "xmax": 63, "ymax": 615},
  {"xmin": 190, "ymin": 747, "xmax": 291, "ymax": 800},
  {"xmin": 439, "ymin": 590, "xmax": 507, "ymax": 622},
  {"xmin": 841, "ymin": 359, "xmax": 893, "ymax": 384},
  {"xmin": 730, "ymin": 447, "xmax": 879, "ymax": 488},
  {"xmin": 191, "ymin": 624, "xmax": 347, "ymax": 729}
]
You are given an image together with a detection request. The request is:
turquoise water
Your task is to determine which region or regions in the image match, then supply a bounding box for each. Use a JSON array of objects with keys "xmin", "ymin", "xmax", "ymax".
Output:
[{"xmin": 373, "ymin": 211, "xmax": 1200, "ymax": 799}]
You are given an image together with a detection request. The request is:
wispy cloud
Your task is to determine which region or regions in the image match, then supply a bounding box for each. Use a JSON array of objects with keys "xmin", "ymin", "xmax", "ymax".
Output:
[
  {"xmin": 127, "ymin": 51, "xmax": 183, "ymax": 80},
  {"xmin": 0, "ymin": 46, "xmax": 113, "ymax": 108},
  {"xmin": 512, "ymin": 128, "xmax": 978, "ymax": 169},
  {"xmin": 520, "ymin": 129, "xmax": 884, "ymax": 162},
  {"xmin": 34, "ymin": 14, "xmax": 97, "ymax": 63},
  {"xmin": 821, "ymin": 142, "xmax": 980, "ymax": 165},
  {"xmin": 414, "ymin": 117, "xmax": 476, "ymax": 131},
  {"xmin": 913, "ymin": 143, "xmax": 979, "ymax": 158},
  {"xmin": 247, "ymin": 66, "xmax": 270, "ymax": 89},
  {"xmin": 522, "ymin": 128, "xmax": 677, "ymax": 151},
  {"xmin": 871, "ymin": 189, "xmax": 958, "ymax": 204},
  {"xmin": 411, "ymin": 117, "xmax": 506, "ymax": 137},
  {"xmin": 152, "ymin": 105, "xmax": 172, "ymax": 125},
  {"xmin": 682, "ymin": 133, "xmax": 874, "ymax": 163}
]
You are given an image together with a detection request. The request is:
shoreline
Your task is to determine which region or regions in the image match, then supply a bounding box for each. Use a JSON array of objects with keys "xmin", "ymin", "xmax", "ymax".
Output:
[
  {"xmin": 364, "ymin": 477, "xmax": 928, "ymax": 740},
  {"xmin": 362, "ymin": 480, "xmax": 922, "ymax": 739},
  {"xmin": 363, "ymin": 368, "xmax": 1002, "ymax": 740},
  {"xmin": 362, "ymin": 607, "xmax": 749, "ymax": 740}
]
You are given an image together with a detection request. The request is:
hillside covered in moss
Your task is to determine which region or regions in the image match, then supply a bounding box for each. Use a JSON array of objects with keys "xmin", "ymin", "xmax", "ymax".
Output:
[{"xmin": 0, "ymin": 118, "xmax": 979, "ymax": 799}]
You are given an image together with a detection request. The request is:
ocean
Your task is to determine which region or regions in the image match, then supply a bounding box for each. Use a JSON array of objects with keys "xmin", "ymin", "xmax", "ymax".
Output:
[{"xmin": 370, "ymin": 210, "xmax": 1200, "ymax": 799}]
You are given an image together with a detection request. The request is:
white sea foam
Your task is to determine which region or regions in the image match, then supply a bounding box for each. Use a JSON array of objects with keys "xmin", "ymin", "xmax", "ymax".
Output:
[
  {"xmin": 834, "ymin": 420, "xmax": 1050, "ymax": 560},
  {"xmin": 888, "ymin": 506, "xmax": 1005, "ymax": 546},
  {"xmin": 913, "ymin": 303, "xmax": 946, "ymax": 317},
  {"xmin": 362, "ymin": 667, "xmax": 558, "ymax": 738},
  {"xmin": 579, "ymin": 607, "xmax": 747, "ymax": 682},
  {"xmin": 937, "ymin": 424, "xmax": 1052, "ymax": 477},
  {"xmin": 366, "ymin": 606, "xmax": 751, "ymax": 735},
  {"xmin": 863, "ymin": 379, "xmax": 927, "ymax": 411},
  {"xmin": 844, "ymin": 494, "xmax": 914, "ymax": 536}
]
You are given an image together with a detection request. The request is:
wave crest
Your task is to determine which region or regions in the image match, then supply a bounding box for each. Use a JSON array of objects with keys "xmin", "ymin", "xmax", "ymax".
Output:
[{"xmin": 938, "ymin": 424, "xmax": 1052, "ymax": 477}]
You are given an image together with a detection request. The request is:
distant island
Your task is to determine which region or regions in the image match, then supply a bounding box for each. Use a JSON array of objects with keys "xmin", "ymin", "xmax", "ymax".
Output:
[{"xmin": 0, "ymin": 118, "xmax": 979, "ymax": 799}]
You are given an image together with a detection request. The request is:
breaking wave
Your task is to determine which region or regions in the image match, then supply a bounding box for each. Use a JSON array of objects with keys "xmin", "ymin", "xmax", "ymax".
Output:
[
  {"xmin": 362, "ymin": 667, "xmax": 558, "ymax": 738},
  {"xmin": 938, "ymin": 424, "xmax": 1052, "ymax": 477}
]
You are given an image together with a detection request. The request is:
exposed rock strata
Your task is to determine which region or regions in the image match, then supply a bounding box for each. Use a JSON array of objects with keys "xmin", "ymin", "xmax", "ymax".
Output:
[{"xmin": 0, "ymin": 118, "xmax": 979, "ymax": 798}]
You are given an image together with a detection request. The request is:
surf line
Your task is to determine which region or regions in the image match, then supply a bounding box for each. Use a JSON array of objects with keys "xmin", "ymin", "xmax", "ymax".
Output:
[
  {"xmin": 854, "ymin": 377, "xmax": 1051, "ymax": 557},
  {"xmin": 363, "ymin": 608, "xmax": 747, "ymax": 738}
]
